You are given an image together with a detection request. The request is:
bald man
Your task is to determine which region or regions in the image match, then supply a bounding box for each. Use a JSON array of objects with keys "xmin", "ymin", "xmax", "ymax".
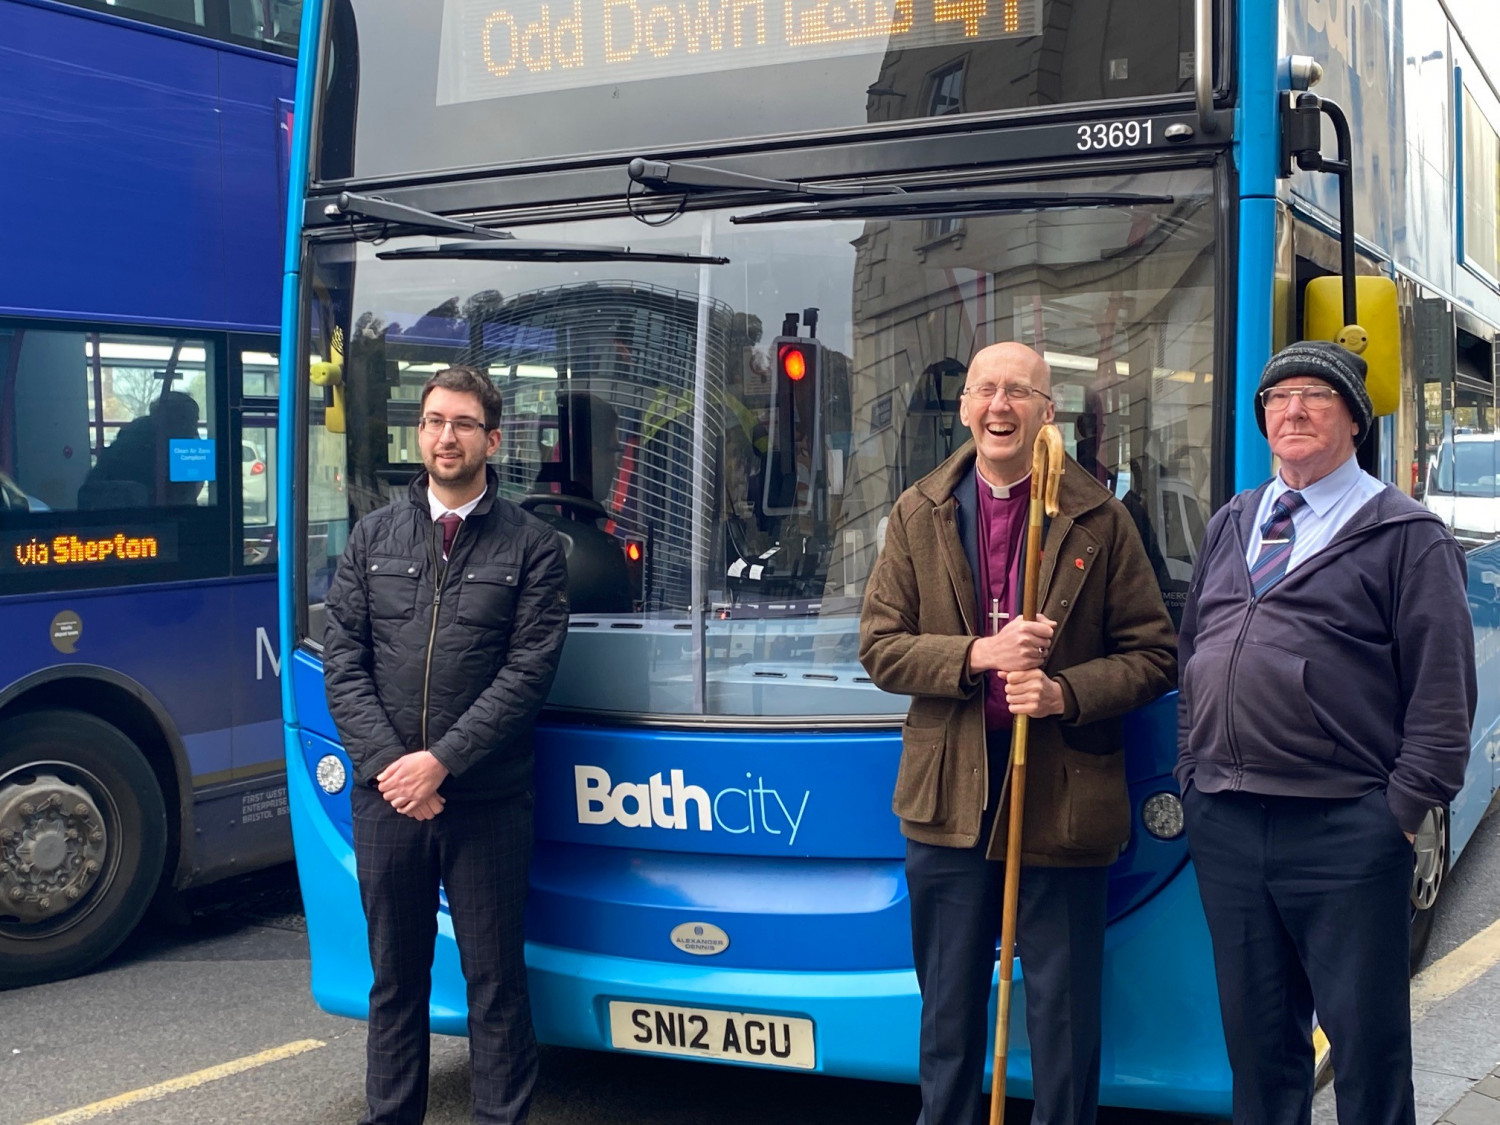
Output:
[{"xmin": 861, "ymin": 343, "xmax": 1176, "ymax": 1125}]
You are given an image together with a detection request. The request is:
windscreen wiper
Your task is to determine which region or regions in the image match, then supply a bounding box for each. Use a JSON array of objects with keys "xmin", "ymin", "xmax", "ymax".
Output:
[
  {"xmin": 628, "ymin": 158, "xmax": 905, "ymax": 198},
  {"xmin": 325, "ymin": 192, "xmax": 513, "ymax": 240},
  {"xmin": 729, "ymin": 190, "xmax": 1176, "ymax": 224},
  {"xmin": 376, "ymin": 240, "xmax": 729, "ymax": 265}
]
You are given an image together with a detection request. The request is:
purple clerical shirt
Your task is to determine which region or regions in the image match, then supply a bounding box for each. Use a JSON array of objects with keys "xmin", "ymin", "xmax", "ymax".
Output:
[{"xmin": 975, "ymin": 470, "xmax": 1030, "ymax": 731}]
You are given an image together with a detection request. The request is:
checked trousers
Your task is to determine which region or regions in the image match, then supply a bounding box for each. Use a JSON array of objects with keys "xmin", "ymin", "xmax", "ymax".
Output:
[{"xmin": 352, "ymin": 783, "xmax": 537, "ymax": 1125}]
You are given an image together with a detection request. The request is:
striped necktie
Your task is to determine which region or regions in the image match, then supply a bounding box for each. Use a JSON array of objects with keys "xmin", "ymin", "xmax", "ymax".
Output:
[{"xmin": 1250, "ymin": 491, "xmax": 1306, "ymax": 596}]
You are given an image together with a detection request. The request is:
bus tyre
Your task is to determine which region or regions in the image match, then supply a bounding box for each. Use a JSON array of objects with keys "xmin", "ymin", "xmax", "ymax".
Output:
[
  {"xmin": 1409, "ymin": 805, "xmax": 1447, "ymax": 975},
  {"xmin": 0, "ymin": 711, "xmax": 168, "ymax": 989}
]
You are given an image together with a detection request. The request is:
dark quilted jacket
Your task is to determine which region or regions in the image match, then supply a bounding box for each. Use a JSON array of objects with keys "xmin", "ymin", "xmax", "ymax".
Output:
[{"xmin": 322, "ymin": 468, "xmax": 569, "ymax": 801}]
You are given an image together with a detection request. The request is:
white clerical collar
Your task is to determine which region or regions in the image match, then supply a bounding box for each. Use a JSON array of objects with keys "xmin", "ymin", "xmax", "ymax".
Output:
[
  {"xmin": 428, "ymin": 487, "xmax": 483, "ymax": 522},
  {"xmin": 976, "ymin": 466, "xmax": 1031, "ymax": 500}
]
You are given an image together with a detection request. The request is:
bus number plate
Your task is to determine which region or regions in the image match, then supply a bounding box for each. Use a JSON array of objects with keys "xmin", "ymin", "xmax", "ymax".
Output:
[
  {"xmin": 1076, "ymin": 120, "xmax": 1154, "ymax": 151},
  {"xmin": 607, "ymin": 1001, "xmax": 815, "ymax": 1069}
]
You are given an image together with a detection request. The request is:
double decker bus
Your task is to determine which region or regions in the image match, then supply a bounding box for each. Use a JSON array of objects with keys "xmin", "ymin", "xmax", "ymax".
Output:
[
  {"xmin": 280, "ymin": 0, "xmax": 1500, "ymax": 1111},
  {"xmin": 0, "ymin": 0, "xmax": 298, "ymax": 986}
]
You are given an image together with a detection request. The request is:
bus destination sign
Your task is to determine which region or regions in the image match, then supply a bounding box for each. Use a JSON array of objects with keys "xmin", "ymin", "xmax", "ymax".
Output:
[
  {"xmin": 438, "ymin": 0, "xmax": 1041, "ymax": 103},
  {"xmin": 4, "ymin": 526, "xmax": 179, "ymax": 572}
]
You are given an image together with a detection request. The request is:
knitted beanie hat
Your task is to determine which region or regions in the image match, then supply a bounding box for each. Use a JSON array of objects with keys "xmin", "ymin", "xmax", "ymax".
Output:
[{"xmin": 1255, "ymin": 340, "xmax": 1374, "ymax": 444}]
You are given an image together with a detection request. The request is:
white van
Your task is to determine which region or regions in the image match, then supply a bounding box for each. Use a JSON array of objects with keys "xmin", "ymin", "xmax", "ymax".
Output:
[{"xmin": 1424, "ymin": 433, "xmax": 1500, "ymax": 545}]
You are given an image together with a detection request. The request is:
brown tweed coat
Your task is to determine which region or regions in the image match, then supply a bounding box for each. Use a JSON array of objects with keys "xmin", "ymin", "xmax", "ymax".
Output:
[{"xmin": 859, "ymin": 443, "xmax": 1177, "ymax": 866}]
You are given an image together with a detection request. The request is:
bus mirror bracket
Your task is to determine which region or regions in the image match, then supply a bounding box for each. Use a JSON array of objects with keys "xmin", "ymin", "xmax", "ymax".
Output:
[
  {"xmin": 1284, "ymin": 89, "xmax": 1403, "ymax": 417},
  {"xmin": 1279, "ymin": 92, "xmax": 1358, "ymax": 333}
]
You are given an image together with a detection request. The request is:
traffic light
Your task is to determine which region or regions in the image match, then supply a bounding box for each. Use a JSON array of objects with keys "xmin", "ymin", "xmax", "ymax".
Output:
[{"xmin": 763, "ymin": 335, "xmax": 821, "ymax": 515}]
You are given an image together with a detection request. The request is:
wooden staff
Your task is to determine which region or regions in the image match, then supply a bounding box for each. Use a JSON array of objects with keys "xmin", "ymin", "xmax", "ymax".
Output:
[{"xmin": 988, "ymin": 424, "xmax": 1065, "ymax": 1125}]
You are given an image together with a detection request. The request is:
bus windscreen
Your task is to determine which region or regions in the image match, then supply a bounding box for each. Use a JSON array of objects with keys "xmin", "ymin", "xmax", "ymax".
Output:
[{"xmin": 317, "ymin": 0, "xmax": 1194, "ymax": 180}]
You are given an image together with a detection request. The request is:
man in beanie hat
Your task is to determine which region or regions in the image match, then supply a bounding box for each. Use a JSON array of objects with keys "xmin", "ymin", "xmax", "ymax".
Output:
[{"xmin": 1175, "ymin": 340, "xmax": 1476, "ymax": 1125}]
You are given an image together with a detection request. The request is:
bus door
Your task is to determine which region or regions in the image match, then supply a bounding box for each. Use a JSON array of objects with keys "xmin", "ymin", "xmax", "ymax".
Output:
[{"xmin": 227, "ymin": 340, "xmax": 288, "ymax": 851}]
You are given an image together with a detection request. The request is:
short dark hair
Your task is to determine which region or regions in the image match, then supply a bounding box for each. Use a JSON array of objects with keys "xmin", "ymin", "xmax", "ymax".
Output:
[{"xmin": 420, "ymin": 366, "xmax": 503, "ymax": 430}]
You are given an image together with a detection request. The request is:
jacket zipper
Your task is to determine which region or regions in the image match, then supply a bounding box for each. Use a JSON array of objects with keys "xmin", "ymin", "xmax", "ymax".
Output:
[
  {"xmin": 1222, "ymin": 600, "xmax": 1256, "ymax": 788},
  {"xmin": 420, "ymin": 522, "xmax": 458, "ymax": 751}
]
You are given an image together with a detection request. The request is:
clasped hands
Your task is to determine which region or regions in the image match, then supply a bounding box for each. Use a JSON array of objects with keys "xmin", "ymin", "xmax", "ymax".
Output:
[
  {"xmin": 968, "ymin": 614, "xmax": 1065, "ymax": 718},
  {"xmin": 377, "ymin": 750, "xmax": 451, "ymax": 820}
]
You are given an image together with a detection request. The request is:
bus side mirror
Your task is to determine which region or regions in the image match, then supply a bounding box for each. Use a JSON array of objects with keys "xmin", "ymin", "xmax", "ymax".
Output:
[
  {"xmin": 310, "ymin": 360, "xmax": 347, "ymax": 435},
  {"xmin": 1302, "ymin": 275, "xmax": 1401, "ymax": 417}
]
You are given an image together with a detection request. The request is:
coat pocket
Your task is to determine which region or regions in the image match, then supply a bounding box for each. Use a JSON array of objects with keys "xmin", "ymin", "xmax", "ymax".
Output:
[
  {"xmin": 457, "ymin": 564, "xmax": 521, "ymax": 629},
  {"xmin": 894, "ymin": 720, "xmax": 947, "ymax": 825},
  {"xmin": 1223, "ymin": 642, "xmax": 1341, "ymax": 767},
  {"xmin": 367, "ymin": 557, "xmax": 420, "ymax": 620},
  {"xmin": 1057, "ymin": 747, "xmax": 1130, "ymax": 853}
]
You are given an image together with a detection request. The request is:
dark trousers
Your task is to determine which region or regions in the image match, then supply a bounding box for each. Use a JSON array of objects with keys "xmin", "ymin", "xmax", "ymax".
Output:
[
  {"xmin": 352, "ymin": 784, "xmax": 537, "ymax": 1125},
  {"xmin": 906, "ymin": 769, "xmax": 1107, "ymax": 1125},
  {"xmin": 1185, "ymin": 787, "xmax": 1416, "ymax": 1125}
]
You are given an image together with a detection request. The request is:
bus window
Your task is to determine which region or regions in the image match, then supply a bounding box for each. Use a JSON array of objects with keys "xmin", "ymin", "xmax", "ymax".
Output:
[
  {"xmin": 0, "ymin": 326, "xmax": 218, "ymax": 515},
  {"xmin": 241, "ymin": 422, "xmax": 277, "ymax": 565},
  {"xmin": 1421, "ymin": 329, "xmax": 1499, "ymax": 547},
  {"xmin": 54, "ymin": 0, "xmax": 207, "ymax": 29},
  {"xmin": 241, "ymin": 349, "xmax": 281, "ymax": 397},
  {"xmin": 227, "ymin": 0, "xmax": 303, "ymax": 48},
  {"xmin": 236, "ymin": 345, "xmax": 280, "ymax": 568}
]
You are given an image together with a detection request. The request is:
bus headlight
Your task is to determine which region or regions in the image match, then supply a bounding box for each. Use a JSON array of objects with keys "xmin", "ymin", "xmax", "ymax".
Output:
[
  {"xmin": 315, "ymin": 755, "xmax": 348, "ymax": 795},
  {"xmin": 1141, "ymin": 792, "xmax": 1185, "ymax": 840}
]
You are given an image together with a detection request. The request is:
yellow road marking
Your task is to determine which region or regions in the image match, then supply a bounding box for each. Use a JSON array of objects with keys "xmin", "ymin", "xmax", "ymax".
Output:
[
  {"xmin": 25, "ymin": 1039, "xmax": 326, "ymax": 1125},
  {"xmin": 1411, "ymin": 916, "xmax": 1500, "ymax": 1023}
]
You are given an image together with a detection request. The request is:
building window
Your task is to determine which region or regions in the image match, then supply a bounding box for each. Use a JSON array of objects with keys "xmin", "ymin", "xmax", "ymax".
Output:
[
  {"xmin": 1460, "ymin": 79, "xmax": 1500, "ymax": 282},
  {"xmin": 928, "ymin": 63, "xmax": 965, "ymax": 116}
]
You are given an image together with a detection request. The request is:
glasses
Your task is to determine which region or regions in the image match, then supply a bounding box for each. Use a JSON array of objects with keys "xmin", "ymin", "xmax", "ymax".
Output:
[
  {"xmin": 1260, "ymin": 386, "xmax": 1339, "ymax": 412},
  {"xmin": 960, "ymin": 383, "xmax": 1053, "ymax": 404},
  {"xmin": 418, "ymin": 415, "xmax": 489, "ymax": 437}
]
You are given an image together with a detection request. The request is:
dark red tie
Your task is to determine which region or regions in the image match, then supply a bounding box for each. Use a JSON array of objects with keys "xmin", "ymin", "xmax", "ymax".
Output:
[{"xmin": 437, "ymin": 513, "xmax": 462, "ymax": 559}]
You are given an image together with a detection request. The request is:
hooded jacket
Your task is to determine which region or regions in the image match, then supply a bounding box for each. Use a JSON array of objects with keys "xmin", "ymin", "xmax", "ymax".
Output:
[
  {"xmin": 1174, "ymin": 481, "xmax": 1476, "ymax": 834},
  {"xmin": 323, "ymin": 468, "xmax": 570, "ymax": 801},
  {"xmin": 859, "ymin": 443, "xmax": 1177, "ymax": 865}
]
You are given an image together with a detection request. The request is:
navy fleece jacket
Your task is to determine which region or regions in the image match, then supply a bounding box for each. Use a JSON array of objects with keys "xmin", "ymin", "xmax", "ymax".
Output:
[{"xmin": 1175, "ymin": 481, "xmax": 1477, "ymax": 834}]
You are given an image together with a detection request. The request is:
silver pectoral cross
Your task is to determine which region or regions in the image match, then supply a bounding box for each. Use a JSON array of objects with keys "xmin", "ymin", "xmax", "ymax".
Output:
[{"xmin": 988, "ymin": 598, "xmax": 1009, "ymax": 636}]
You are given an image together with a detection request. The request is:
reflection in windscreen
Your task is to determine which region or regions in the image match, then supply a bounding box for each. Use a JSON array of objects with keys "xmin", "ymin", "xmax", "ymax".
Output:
[
  {"xmin": 325, "ymin": 0, "xmax": 1193, "ymax": 178},
  {"xmin": 304, "ymin": 169, "xmax": 1216, "ymax": 717}
]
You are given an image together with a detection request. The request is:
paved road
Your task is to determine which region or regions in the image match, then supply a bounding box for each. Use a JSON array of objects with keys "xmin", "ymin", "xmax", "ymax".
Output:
[
  {"xmin": 0, "ymin": 869, "xmax": 1217, "ymax": 1125},
  {"xmin": 5, "ymin": 797, "xmax": 1494, "ymax": 1125}
]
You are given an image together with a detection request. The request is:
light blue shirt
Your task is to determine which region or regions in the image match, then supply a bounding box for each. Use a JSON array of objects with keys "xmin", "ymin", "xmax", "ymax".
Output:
[{"xmin": 1244, "ymin": 454, "xmax": 1385, "ymax": 572}]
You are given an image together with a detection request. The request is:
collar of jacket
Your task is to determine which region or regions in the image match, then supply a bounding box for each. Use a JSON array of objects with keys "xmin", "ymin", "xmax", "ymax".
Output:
[{"xmin": 406, "ymin": 464, "xmax": 501, "ymax": 520}]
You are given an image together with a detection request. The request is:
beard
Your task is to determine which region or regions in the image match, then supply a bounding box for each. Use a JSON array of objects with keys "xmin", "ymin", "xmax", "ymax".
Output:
[{"xmin": 423, "ymin": 446, "xmax": 487, "ymax": 490}]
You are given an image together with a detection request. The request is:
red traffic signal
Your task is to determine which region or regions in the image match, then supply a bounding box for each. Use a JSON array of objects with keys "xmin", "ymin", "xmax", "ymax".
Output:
[{"xmin": 778, "ymin": 343, "xmax": 809, "ymax": 382}]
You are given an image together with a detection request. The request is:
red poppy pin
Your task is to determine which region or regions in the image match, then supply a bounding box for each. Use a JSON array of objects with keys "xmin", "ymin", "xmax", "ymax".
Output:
[{"xmin": 1074, "ymin": 557, "xmax": 1085, "ymax": 570}]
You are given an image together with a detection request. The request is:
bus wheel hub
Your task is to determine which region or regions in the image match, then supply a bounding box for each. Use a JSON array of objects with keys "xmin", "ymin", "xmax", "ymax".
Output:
[{"xmin": 0, "ymin": 776, "xmax": 107, "ymax": 924}]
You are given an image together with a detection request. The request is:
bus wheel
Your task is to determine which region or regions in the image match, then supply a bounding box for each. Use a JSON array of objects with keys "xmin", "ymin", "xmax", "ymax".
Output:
[
  {"xmin": 1409, "ymin": 805, "xmax": 1447, "ymax": 974},
  {"xmin": 0, "ymin": 711, "xmax": 167, "ymax": 988}
]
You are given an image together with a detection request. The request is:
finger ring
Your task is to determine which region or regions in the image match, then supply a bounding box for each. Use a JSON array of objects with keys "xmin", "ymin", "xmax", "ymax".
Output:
[{"xmin": 1037, "ymin": 645, "xmax": 1045, "ymax": 656}]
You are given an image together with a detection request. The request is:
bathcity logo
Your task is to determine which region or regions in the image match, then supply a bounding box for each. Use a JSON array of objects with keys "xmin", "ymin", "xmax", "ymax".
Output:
[{"xmin": 573, "ymin": 765, "xmax": 811, "ymax": 846}]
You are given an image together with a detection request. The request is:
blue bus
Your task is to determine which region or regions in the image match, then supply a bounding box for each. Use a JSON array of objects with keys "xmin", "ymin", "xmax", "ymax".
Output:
[
  {"xmin": 0, "ymin": 0, "xmax": 298, "ymax": 987},
  {"xmin": 279, "ymin": 0, "xmax": 1500, "ymax": 1112}
]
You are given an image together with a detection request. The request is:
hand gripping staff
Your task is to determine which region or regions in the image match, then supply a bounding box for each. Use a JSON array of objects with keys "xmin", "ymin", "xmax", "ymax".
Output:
[{"xmin": 988, "ymin": 424, "xmax": 1064, "ymax": 1125}]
